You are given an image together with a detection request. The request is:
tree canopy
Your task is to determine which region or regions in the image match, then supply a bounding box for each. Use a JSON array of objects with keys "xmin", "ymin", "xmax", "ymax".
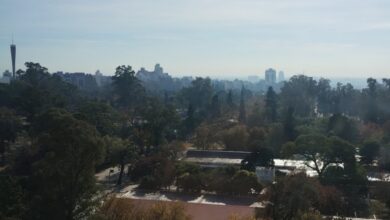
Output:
[{"xmin": 29, "ymin": 108, "xmax": 104, "ymax": 220}]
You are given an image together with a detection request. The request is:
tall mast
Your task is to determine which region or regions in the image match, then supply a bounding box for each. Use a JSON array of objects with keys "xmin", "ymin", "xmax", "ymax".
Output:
[{"xmin": 10, "ymin": 35, "xmax": 16, "ymax": 78}]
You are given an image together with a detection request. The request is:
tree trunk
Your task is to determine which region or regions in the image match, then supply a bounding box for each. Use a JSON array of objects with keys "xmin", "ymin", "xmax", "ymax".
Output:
[{"xmin": 117, "ymin": 162, "xmax": 125, "ymax": 185}]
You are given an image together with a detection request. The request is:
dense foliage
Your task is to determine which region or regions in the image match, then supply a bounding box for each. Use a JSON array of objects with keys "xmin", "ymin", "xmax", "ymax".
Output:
[{"xmin": 1, "ymin": 62, "xmax": 390, "ymax": 219}]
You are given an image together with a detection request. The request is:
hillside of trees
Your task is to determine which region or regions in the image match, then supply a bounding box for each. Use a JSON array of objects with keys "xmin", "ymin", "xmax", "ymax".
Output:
[{"xmin": 1, "ymin": 62, "xmax": 390, "ymax": 219}]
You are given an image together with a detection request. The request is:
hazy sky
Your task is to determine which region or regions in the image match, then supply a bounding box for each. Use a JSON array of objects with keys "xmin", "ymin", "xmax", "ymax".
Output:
[{"xmin": 1, "ymin": 0, "xmax": 390, "ymax": 78}]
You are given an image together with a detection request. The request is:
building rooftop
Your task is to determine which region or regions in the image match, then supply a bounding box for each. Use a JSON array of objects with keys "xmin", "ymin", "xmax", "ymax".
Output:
[{"xmin": 186, "ymin": 150, "xmax": 250, "ymax": 159}]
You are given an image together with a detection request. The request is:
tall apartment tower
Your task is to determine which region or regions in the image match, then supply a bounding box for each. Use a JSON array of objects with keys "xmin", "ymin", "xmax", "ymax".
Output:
[
  {"xmin": 265, "ymin": 68, "xmax": 276, "ymax": 84},
  {"xmin": 10, "ymin": 42, "xmax": 16, "ymax": 78},
  {"xmin": 278, "ymin": 71, "xmax": 285, "ymax": 82}
]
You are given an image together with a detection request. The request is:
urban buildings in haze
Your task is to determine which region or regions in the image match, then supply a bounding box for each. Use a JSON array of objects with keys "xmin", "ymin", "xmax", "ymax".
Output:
[
  {"xmin": 265, "ymin": 68, "xmax": 276, "ymax": 84},
  {"xmin": 136, "ymin": 63, "xmax": 170, "ymax": 81},
  {"xmin": 0, "ymin": 70, "xmax": 12, "ymax": 84},
  {"xmin": 278, "ymin": 71, "xmax": 285, "ymax": 82}
]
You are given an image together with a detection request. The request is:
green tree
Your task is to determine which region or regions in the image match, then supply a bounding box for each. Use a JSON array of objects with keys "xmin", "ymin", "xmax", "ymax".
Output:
[
  {"xmin": 293, "ymin": 134, "xmax": 336, "ymax": 178},
  {"xmin": 283, "ymin": 106, "xmax": 296, "ymax": 141},
  {"xmin": 316, "ymin": 78, "xmax": 332, "ymax": 115},
  {"xmin": 383, "ymin": 78, "xmax": 390, "ymax": 90},
  {"xmin": 139, "ymin": 100, "xmax": 179, "ymax": 147},
  {"xmin": 265, "ymin": 86, "xmax": 277, "ymax": 122},
  {"xmin": 75, "ymin": 101, "xmax": 120, "ymax": 136},
  {"xmin": 327, "ymin": 114, "xmax": 359, "ymax": 143},
  {"xmin": 176, "ymin": 172, "xmax": 203, "ymax": 193},
  {"xmin": 175, "ymin": 162, "xmax": 203, "ymax": 192},
  {"xmin": 12, "ymin": 62, "xmax": 79, "ymax": 121},
  {"xmin": 239, "ymin": 87, "xmax": 246, "ymax": 123},
  {"xmin": 280, "ymin": 75, "xmax": 317, "ymax": 117},
  {"xmin": 261, "ymin": 173, "xmax": 343, "ymax": 220},
  {"xmin": 229, "ymin": 170, "xmax": 262, "ymax": 195},
  {"xmin": 218, "ymin": 125, "xmax": 249, "ymax": 151},
  {"xmin": 194, "ymin": 124, "xmax": 214, "ymax": 150},
  {"xmin": 132, "ymin": 156, "xmax": 175, "ymax": 190},
  {"xmin": 0, "ymin": 107, "xmax": 22, "ymax": 164},
  {"xmin": 20, "ymin": 62, "xmax": 50, "ymax": 86},
  {"xmin": 328, "ymin": 136, "xmax": 356, "ymax": 172},
  {"xmin": 210, "ymin": 94, "xmax": 221, "ymax": 119},
  {"xmin": 160, "ymin": 141, "xmax": 186, "ymax": 161},
  {"xmin": 181, "ymin": 104, "xmax": 196, "ymax": 137},
  {"xmin": 360, "ymin": 140, "xmax": 380, "ymax": 165},
  {"xmin": 180, "ymin": 77, "xmax": 213, "ymax": 112},
  {"xmin": 247, "ymin": 127, "xmax": 266, "ymax": 151},
  {"xmin": 112, "ymin": 65, "xmax": 144, "ymax": 109},
  {"xmin": 103, "ymin": 136, "xmax": 138, "ymax": 185},
  {"xmin": 291, "ymin": 135, "xmax": 356, "ymax": 179},
  {"xmin": 30, "ymin": 108, "xmax": 104, "ymax": 220},
  {"xmin": 206, "ymin": 166, "xmax": 238, "ymax": 194},
  {"xmin": 226, "ymin": 89, "xmax": 235, "ymax": 110},
  {"xmin": 247, "ymin": 101, "xmax": 263, "ymax": 128},
  {"xmin": 336, "ymin": 83, "xmax": 360, "ymax": 116},
  {"xmin": 364, "ymin": 78, "xmax": 378, "ymax": 123}
]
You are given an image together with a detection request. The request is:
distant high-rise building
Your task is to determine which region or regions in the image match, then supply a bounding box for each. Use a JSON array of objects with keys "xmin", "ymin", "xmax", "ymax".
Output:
[
  {"xmin": 154, "ymin": 63, "xmax": 163, "ymax": 74},
  {"xmin": 0, "ymin": 70, "xmax": 12, "ymax": 84},
  {"xmin": 278, "ymin": 71, "xmax": 285, "ymax": 82},
  {"xmin": 265, "ymin": 68, "xmax": 276, "ymax": 84},
  {"xmin": 10, "ymin": 42, "xmax": 16, "ymax": 78},
  {"xmin": 95, "ymin": 70, "xmax": 103, "ymax": 87},
  {"xmin": 137, "ymin": 64, "xmax": 170, "ymax": 82}
]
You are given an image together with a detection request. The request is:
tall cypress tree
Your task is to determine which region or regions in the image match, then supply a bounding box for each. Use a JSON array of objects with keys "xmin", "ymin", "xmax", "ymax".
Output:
[
  {"xmin": 365, "ymin": 78, "xmax": 378, "ymax": 123},
  {"xmin": 265, "ymin": 86, "xmax": 277, "ymax": 122},
  {"xmin": 227, "ymin": 90, "xmax": 235, "ymax": 109},
  {"xmin": 184, "ymin": 104, "xmax": 195, "ymax": 134},
  {"xmin": 210, "ymin": 94, "xmax": 221, "ymax": 119},
  {"xmin": 283, "ymin": 106, "xmax": 296, "ymax": 141},
  {"xmin": 239, "ymin": 87, "xmax": 246, "ymax": 123}
]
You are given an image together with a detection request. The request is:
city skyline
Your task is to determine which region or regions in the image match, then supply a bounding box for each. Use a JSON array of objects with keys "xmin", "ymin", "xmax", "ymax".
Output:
[{"xmin": 1, "ymin": 0, "xmax": 390, "ymax": 78}]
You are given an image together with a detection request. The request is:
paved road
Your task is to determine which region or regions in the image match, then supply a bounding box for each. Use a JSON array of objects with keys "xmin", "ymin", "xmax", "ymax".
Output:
[{"xmin": 118, "ymin": 185, "xmax": 263, "ymax": 208}]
